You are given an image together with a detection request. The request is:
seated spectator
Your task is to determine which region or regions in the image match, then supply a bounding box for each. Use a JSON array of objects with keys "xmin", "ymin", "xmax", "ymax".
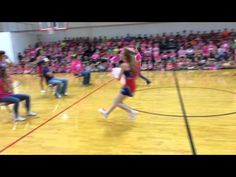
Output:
[
  {"xmin": 202, "ymin": 45, "xmax": 209, "ymax": 59},
  {"xmin": 153, "ymin": 47, "xmax": 161, "ymax": 63},
  {"xmin": 110, "ymin": 51, "xmax": 121, "ymax": 66},
  {"xmin": 42, "ymin": 58, "xmax": 69, "ymax": 98},
  {"xmin": 143, "ymin": 46, "xmax": 152, "ymax": 61},
  {"xmin": 69, "ymin": 56, "xmax": 92, "ymax": 86},
  {"xmin": 178, "ymin": 47, "xmax": 186, "ymax": 58},
  {"xmin": 166, "ymin": 61, "xmax": 174, "ymax": 71},
  {"xmin": 81, "ymin": 64, "xmax": 92, "ymax": 86},
  {"xmin": 169, "ymin": 50, "xmax": 177, "ymax": 62},
  {"xmin": 208, "ymin": 41, "xmax": 217, "ymax": 53},
  {"xmin": 168, "ymin": 39, "xmax": 177, "ymax": 50},
  {"xmin": 160, "ymin": 51, "xmax": 169, "ymax": 70},
  {"xmin": 0, "ymin": 64, "xmax": 36, "ymax": 121},
  {"xmin": 194, "ymin": 48, "xmax": 203, "ymax": 62},
  {"xmin": 141, "ymin": 61, "xmax": 148, "ymax": 70},
  {"xmin": 97, "ymin": 62, "xmax": 107, "ymax": 72},
  {"xmin": 69, "ymin": 55, "xmax": 83, "ymax": 76},
  {"xmin": 148, "ymin": 60, "xmax": 153, "ymax": 70}
]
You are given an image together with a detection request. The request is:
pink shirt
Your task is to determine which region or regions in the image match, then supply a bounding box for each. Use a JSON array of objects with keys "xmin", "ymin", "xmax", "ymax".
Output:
[
  {"xmin": 144, "ymin": 50, "xmax": 152, "ymax": 56},
  {"xmin": 208, "ymin": 44, "xmax": 216, "ymax": 51},
  {"xmin": 148, "ymin": 63, "xmax": 153, "ymax": 69},
  {"xmin": 70, "ymin": 60, "xmax": 83, "ymax": 73},
  {"xmin": 177, "ymin": 62, "xmax": 184, "ymax": 67},
  {"xmin": 222, "ymin": 43, "xmax": 229, "ymax": 52},
  {"xmin": 169, "ymin": 52, "xmax": 176, "ymax": 58},
  {"xmin": 153, "ymin": 47, "xmax": 159, "ymax": 54},
  {"xmin": 110, "ymin": 56, "xmax": 120, "ymax": 63},
  {"xmin": 141, "ymin": 43, "xmax": 146, "ymax": 49},
  {"xmin": 161, "ymin": 53, "xmax": 168, "ymax": 59},
  {"xmin": 104, "ymin": 53, "xmax": 111, "ymax": 59},
  {"xmin": 167, "ymin": 63, "xmax": 173, "ymax": 69},
  {"xmin": 92, "ymin": 53, "xmax": 100, "ymax": 60},
  {"xmin": 178, "ymin": 50, "xmax": 186, "ymax": 57},
  {"xmin": 51, "ymin": 63, "xmax": 59, "ymax": 71},
  {"xmin": 222, "ymin": 43, "xmax": 229, "ymax": 49},
  {"xmin": 0, "ymin": 80, "xmax": 12, "ymax": 99},
  {"xmin": 135, "ymin": 52, "xmax": 142, "ymax": 62},
  {"xmin": 129, "ymin": 44, "xmax": 135, "ymax": 48},
  {"xmin": 202, "ymin": 46, "xmax": 209, "ymax": 55},
  {"xmin": 106, "ymin": 41, "xmax": 111, "ymax": 47}
]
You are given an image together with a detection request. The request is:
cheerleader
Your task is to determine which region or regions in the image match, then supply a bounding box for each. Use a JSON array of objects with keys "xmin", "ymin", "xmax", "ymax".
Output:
[{"xmin": 99, "ymin": 48, "xmax": 139, "ymax": 120}]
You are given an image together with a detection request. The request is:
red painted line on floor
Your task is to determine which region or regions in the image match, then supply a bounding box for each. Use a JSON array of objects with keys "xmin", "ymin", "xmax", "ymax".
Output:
[{"xmin": 0, "ymin": 79, "xmax": 114, "ymax": 154}]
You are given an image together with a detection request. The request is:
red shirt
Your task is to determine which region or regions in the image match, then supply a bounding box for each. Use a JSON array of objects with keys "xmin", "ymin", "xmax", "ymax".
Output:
[
  {"xmin": 222, "ymin": 31, "xmax": 230, "ymax": 37},
  {"xmin": 37, "ymin": 66, "xmax": 43, "ymax": 75},
  {"xmin": 0, "ymin": 80, "xmax": 12, "ymax": 99}
]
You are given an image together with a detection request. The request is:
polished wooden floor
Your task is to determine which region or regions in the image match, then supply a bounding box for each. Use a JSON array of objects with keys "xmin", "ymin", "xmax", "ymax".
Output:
[{"xmin": 1, "ymin": 70, "xmax": 236, "ymax": 154}]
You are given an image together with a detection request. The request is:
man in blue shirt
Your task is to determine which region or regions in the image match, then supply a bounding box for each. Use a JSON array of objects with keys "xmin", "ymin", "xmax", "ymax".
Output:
[{"xmin": 42, "ymin": 58, "xmax": 68, "ymax": 98}]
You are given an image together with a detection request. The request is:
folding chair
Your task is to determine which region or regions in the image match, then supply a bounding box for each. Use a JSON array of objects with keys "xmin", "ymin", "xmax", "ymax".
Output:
[{"xmin": 0, "ymin": 103, "xmax": 13, "ymax": 120}]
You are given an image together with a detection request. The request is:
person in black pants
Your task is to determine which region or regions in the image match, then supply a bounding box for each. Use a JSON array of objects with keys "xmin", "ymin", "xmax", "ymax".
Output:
[{"xmin": 135, "ymin": 48, "xmax": 151, "ymax": 85}]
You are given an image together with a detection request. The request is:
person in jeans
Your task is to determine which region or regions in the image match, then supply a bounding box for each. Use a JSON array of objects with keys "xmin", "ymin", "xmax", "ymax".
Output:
[
  {"xmin": 81, "ymin": 64, "xmax": 91, "ymax": 86},
  {"xmin": 0, "ymin": 64, "xmax": 36, "ymax": 121},
  {"xmin": 42, "ymin": 58, "xmax": 68, "ymax": 98},
  {"xmin": 69, "ymin": 56, "xmax": 91, "ymax": 86}
]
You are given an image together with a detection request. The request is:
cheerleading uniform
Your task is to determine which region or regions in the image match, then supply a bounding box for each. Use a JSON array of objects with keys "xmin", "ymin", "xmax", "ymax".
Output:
[{"xmin": 120, "ymin": 70, "xmax": 137, "ymax": 97}]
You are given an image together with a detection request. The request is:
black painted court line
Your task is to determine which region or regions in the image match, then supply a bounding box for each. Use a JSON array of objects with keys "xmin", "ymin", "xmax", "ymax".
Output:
[
  {"xmin": 133, "ymin": 86, "xmax": 236, "ymax": 118},
  {"xmin": 173, "ymin": 71, "xmax": 197, "ymax": 155}
]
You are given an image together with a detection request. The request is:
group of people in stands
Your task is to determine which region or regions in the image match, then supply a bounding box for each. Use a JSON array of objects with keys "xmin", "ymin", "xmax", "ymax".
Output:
[{"xmin": 12, "ymin": 28, "xmax": 236, "ymax": 75}]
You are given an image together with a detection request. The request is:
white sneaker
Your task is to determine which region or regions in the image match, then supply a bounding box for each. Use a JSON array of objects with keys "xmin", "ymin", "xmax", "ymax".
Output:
[
  {"xmin": 41, "ymin": 90, "xmax": 46, "ymax": 95},
  {"xmin": 55, "ymin": 93, "xmax": 62, "ymax": 98},
  {"xmin": 99, "ymin": 108, "xmax": 108, "ymax": 118},
  {"xmin": 63, "ymin": 93, "xmax": 68, "ymax": 96},
  {"xmin": 15, "ymin": 116, "xmax": 26, "ymax": 121},
  {"xmin": 27, "ymin": 111, "xmax": 37, "ymax": 116},
  {"xmin": 129, "ymin": 110, "xmax": 138, "ymax": 120}
]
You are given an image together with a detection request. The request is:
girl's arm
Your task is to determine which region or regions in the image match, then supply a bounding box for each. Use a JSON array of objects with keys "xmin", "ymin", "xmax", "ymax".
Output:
[{"xmin": 118, "ymin": 63, "xmax": 127, "ymax": 81}]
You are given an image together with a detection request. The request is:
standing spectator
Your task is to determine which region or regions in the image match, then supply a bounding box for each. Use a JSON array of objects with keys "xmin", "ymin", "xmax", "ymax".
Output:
[
  {"xmin": 135, "ymin": 47, "xmax": 151, "ymax": 85},
  {"xmin": 221, "ymin": 28, "xmax": 230, "ymax": 38},
  {"xmin": 18, "ymin": 52, "xmax": 23, "ymax": 63}
]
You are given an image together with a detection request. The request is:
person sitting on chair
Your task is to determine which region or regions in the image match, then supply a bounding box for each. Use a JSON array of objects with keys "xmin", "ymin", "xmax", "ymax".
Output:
[
  {"xmin": 81, "ymin": 63, "xmax": 92, "ymax": 86},
  {"xmin": 0, "ymin": 64, "xmax": 36, "ymax": 121},
  {"xmin": 42, "ymin": 58, "xmax": 68, "ymax": 98},
  {"xmin": 69, "ymin": 55, "xmax": 91, "ymax": 86}
]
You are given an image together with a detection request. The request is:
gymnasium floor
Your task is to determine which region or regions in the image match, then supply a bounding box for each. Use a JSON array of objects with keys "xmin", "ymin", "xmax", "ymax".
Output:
[{"xmin": 1, "ymin": 69, "xmax": 236, "ymax": 154}]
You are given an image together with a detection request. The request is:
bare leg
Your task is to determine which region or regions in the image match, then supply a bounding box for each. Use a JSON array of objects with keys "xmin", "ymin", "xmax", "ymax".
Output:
[
  {"xmin": 40, "ymin": 77, "xmax": 45, "ymax": 91},
  {"xmin": 106, "ymin": 93, "xmax": 127, "ymax": 115},
  {"xmin": 117, "ymin": 102, "xmax": 133, "ymax": 113},
  {"xmin": 99, "ymin": 93, "xmax": 138, "ymax": 120}
]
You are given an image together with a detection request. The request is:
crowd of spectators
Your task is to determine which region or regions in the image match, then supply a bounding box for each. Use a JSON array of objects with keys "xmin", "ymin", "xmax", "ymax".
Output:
[{"xmin": 11, "ymin": 28, "xmax": 236, "ymax": 74}]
